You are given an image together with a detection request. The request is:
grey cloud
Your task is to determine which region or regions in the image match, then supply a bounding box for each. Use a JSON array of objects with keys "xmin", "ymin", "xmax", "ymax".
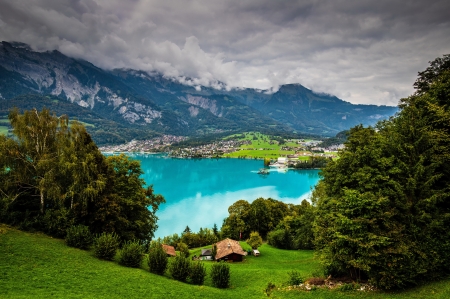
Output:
[{"xmin": 0, "ymin": 0, "xmax": 449, "ymax": 105}]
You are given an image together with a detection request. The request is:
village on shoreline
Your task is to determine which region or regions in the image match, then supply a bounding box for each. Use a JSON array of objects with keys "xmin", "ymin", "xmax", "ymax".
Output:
[{"xmin": 99, "ymin": 134, "xmax": 344, "ymax": 166}]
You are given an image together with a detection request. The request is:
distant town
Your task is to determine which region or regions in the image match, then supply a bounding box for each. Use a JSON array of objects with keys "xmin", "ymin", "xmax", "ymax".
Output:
[{"xmin": 99, "ymin": 135, "xmax": 344, "ymax": 162}]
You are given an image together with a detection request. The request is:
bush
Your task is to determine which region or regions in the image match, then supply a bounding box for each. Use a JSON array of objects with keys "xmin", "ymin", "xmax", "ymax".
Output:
[
  {"xmin": 287, "ymin": 270, "xmax": 303, "ymax": 286},
  {"xmin": 93, "ymin": 232, "xmax": 119, "ymax": 260},
  {"xmin": 190, "ymin": 261, "xmax": 206, "ymax": 285},
  {"xmin": 177, "ymin": 242, "xmax": 190, "ymax": 258},
  {"xmin": 169, "ymin": 255, "xmax": 191, "ymax": 282},
  {"xmin": 267, "ymin": 228, "xmax": 292, "ymax": 249},
  {"xmin": 65, "ymin": 225, "xmax": 92, "ymax": 249},
  {"xmin": 148, "ymin": 241, "xmax": 168, "ymax": 275},
  {"xmin": 118, "ymin": 240, "xmax": 144, "ymax": 268},
  {"xmin": 210, "ymin": 262, "xmax": 230, "ymax": 288}
]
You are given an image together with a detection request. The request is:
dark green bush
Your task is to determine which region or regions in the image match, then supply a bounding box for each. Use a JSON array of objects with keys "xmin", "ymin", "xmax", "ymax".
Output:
[
  {"xmin": 189, "ymin": 261, "xmax": 206, "ymax": 285},
  {"xmin": 267, "ymin": 228, "xmax": 292, "ymax": 249},
  {"xmin": 177, "ymin": 242, "xmax": 190, "ymax": 258},
  {"xmin": 65, "ymin": 225, "xmax": 92, "ymax": 249},
  {"xmin": 287, "ymin": 270, "xmax": 303, "ymax": 285},
  {"xmin": 169, "ymin": 255, "xmax": 191, "ymax": 282},
  {"xmin": 118, "ymin": 240, "xmax": 144, "ymax": 267},
  {"xmin": 93, "ymin": 232, "xmax": 119, "ymax": 260},
  {"xmin": 148, "ymin": 241, "xmax": 168, "ymax": 275},
  {"xmin": 210, "ymin": 262, "xmax": 230, "ymax": 288}
]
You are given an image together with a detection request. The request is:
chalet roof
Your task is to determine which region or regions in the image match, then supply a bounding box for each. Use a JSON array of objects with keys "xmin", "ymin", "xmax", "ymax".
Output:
[
  {"xmin": 201, "ymin": 249, "xmax": 212, "ymax": 256},
  {"xmin": 162, "ymin": 244, "xmax": 176, "ymax": 256},
  {"xmin": 215, "ymin": 238, "xmax": 246, "ymax": 260}
]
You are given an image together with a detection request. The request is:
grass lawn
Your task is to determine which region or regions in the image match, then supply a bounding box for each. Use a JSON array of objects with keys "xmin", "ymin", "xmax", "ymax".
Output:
[{"xmin": 1, "ymin": 224, "xmax": 449, "ymax": 298}]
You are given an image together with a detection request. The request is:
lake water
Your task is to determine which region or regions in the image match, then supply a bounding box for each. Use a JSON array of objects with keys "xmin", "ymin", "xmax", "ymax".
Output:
[{"xmin": 126, "ymin": 153, "xmax": 321, "ymax": 238}]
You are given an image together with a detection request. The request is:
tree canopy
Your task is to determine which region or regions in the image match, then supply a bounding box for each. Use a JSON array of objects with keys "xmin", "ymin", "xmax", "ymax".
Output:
[
  {"xmin": 313, "ymin": 54, "xmax": 450, "ymax": 289},
  {"xmin": 0, "ymin": 108, "xmax": 165, "ymax": 242}
]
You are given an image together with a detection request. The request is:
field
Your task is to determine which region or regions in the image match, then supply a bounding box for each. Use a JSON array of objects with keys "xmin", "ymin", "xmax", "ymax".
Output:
[
  {"xmin": 1, "ymin": 224, "xmax": 449, "ymax": 298},
  {"xmin": 223, "ymin": 132, "xmax": 311, "ymax": 159}
]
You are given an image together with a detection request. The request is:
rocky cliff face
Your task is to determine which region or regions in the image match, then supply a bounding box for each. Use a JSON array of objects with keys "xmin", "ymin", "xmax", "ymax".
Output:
[{"xmin": 0, "ymin": 41, "xmax": 162, "ymax": 126}]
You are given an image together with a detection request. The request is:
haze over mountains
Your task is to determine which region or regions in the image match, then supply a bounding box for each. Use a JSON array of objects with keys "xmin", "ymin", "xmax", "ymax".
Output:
[{"xmin": 0, "ymin": 41, "xmax": 397, "ymax": 144}]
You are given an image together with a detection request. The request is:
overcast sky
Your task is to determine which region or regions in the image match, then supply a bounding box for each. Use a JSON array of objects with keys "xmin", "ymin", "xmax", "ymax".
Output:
[{"xmin": 0, "ymin": 0, "xmax": 449, "ymax": 106}]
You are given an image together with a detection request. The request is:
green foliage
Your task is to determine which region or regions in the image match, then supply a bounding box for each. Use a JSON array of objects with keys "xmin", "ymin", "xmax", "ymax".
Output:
[
  {"xmin": 246, "ymin": 231, "xmax": 263, "ymax": 249},
  {"xmin": 147, "ymin": 241, "xmax": 168, "ymax": 275},
  {"xmin": 314, "ymin": 55, "xmax": 450, "ymax": 289},
  {"xmin": 118, "ymin": 240, "xmax": 144, "ymax": 268},
  {"xmin": 177, "ymin": 242, "xmax": 190, "ymax": 258},
  {"xmin": 189, "ymin": 261, "xmax": 206, "ymax": 285},
  {"xmin": 210, "ymin": 262, "xmax": 230, "ymax": 288},
  {"xmin": 169, "ymin": 255, "xmax": 191, "ymax": 282},
  {"xmin": 222, "ymin": 198, "xmax": 290, "ymax": 240},
  {"xmin": 93, "ymin": 232, "xmax": 119, "ymax": 260},
  {"xmin": 211, "ymin": 244, "xmax": 217, "ymax": 261},
  {"xmin": 0, "ymin": 108, "xmax": 165, "ymax": 242},
  {"xmin": 65, "ymin": 225, "xmax": 93, "ymax": 250},
  {"xmin": 267, "ymin": 228, "xmax": 292, "ymax": 249},
  {"xmin": 287, "ymin": 270, "xmax": 303, "ymax": 286}
]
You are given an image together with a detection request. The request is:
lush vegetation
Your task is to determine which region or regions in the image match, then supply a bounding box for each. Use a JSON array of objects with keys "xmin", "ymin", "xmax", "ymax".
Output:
[
  {"xmin": 314, "ymin": 54, "xmax": 450, "ymax": 289},
  {"xmin": 221, "ymin": 197, "xmax": 315, "ymax": 249},
  {"xmin": 0, "ymin": 108, "xmax": 165, "ymax": 242}
]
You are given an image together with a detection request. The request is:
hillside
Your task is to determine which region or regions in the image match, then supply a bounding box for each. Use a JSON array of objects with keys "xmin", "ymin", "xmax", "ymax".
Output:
[
  {"xmin": 0, "ymin": 41, "xmax": 398, "ymax": 143},
  {"xmin": 1, "ymin": 224, "xmax": 449, "ymax": 299}
]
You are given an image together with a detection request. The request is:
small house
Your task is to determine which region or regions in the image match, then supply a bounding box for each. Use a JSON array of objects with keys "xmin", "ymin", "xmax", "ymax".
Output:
[
  {"xmin": 215, "ymin": 238, "xmax": 246, "ymax": 262},
  {"xmin": 200, "ymin": 248, "xmax": 213, "ymax": 260},
  {"xmin": 252, "ymin": 249, "xmax": 260, "ymax": 256},
  {"xmin": 162, "ymin": 244, "xmax": 176, "ymax": 257}
]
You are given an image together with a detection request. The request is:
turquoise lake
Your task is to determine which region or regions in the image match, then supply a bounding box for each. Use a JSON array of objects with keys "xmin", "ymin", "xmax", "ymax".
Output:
[{"xmin": 126, "ymin": 154, "xmax": 321, "ymax": 238}]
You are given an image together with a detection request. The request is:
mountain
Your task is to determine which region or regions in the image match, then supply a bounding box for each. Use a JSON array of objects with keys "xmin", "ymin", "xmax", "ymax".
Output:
[{"xmin": 0, "ymin": 41, "xmax": 398, "ymax": 144}]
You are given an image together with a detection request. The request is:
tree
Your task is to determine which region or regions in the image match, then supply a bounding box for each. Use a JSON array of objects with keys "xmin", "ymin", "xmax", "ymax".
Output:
[
  {"xmin": 0, "ymin": 108, "xmax": 165, "ymax": 242},
  {"xmin": 6, "ymin": 108, "xmax": 69, "ymax": 214},
  {"xmin": 314, "ymin": 55, "xmax": 450, "ymax": 289},
  {"xmin": 177, "ymin": 242, "xmax": 190, "ymax": 258},
  {"xmin": 246, "ymin": 231, "xmax": 263, "ymax": 249}
]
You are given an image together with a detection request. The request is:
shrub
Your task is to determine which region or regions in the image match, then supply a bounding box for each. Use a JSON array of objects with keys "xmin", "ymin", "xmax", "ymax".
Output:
[
  {"xmin": 246, "ymin": 231, "xmax": 263, "ymax": 249},
  {"xmin": 148, "ymin": 241, "xmax": 168, "ymax": 275},
  {"xmin": 267, "ymin": 228, "xmax": 292, "ymax": 249},
  {"xmin": 177, "ymin": 242, "xmax": 190, "ymax": 258},
  {"xmin": 210, "ymin": 262, "xmax": 230, "ymax": 288},
  {"xmin": 287, "ymin": 270, "xmax": 303, "ymax": 286},
  {"xmin": 169, "ymin": 255, "xmax": 191, "ymax": 282},
  {"xmin": 190, "ymin": 261, "xmax": 206, "ymax": 285},
  {"xmin": 118, "ymin": 240, "xmax": 144, "ymax": 268},
  {"xmin": 65, "ymin": 225, "xmax": 92, "ymax": 249},
  {"xmin": 93, "ymin": 232, "xmax": 119, "ymax": 260}
]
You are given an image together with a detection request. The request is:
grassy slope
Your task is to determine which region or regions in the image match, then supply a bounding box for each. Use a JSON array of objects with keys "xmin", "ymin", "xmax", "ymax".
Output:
[{"xmin": 1, "ymin": 225, "xmax": 449, "ymax": 299}]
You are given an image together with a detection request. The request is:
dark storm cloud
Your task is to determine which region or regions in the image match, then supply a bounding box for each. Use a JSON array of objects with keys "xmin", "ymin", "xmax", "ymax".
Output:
[{"xmin": 0, "ymin": 0, "xmax": 449, "ymax": 105}]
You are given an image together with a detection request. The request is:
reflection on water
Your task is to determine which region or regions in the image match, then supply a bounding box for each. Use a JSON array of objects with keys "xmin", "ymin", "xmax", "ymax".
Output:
[{"xmin": 117, "ymin": 154, "xmax": 321, "ymax": 238}]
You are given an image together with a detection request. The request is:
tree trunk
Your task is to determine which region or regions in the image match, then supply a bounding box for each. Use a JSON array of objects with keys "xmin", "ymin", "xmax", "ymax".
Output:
[{"xmin": 40, "ymin": 190, "xmax": 44, "ymax": 214}]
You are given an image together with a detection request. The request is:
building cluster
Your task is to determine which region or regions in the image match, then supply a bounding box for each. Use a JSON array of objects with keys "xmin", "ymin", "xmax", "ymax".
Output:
[
  {"xmin": 99, "ymin": 135, "xmax": 187, "ymax": 153},
  {"xmin": 169, "ymin": 139, "xmax": 251, "ymax": 158}
]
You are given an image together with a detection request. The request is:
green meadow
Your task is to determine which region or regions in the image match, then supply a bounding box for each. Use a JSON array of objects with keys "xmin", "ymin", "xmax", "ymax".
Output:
[
  {"xmin": 1, "ymin": 224, "xmax": 449, "ymax": 299},
  {"xmin": 223, "ymin": 132, "xmax": 308, "ymax": 159}
]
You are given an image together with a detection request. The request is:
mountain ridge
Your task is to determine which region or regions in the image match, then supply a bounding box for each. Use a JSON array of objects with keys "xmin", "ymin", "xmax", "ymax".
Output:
[{"xmin": 0, "ymin": 41, "xmax": 398, "ymax": 143}]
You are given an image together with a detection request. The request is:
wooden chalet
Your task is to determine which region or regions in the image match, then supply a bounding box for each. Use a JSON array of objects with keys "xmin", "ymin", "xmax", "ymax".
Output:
[
  {"xmin": 162, "ymin": 244, "xmax": 176, "ymax": 257},
  {"xmin": 215, "ymin": 238, "xmax": 246, "ymax": 262}
]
